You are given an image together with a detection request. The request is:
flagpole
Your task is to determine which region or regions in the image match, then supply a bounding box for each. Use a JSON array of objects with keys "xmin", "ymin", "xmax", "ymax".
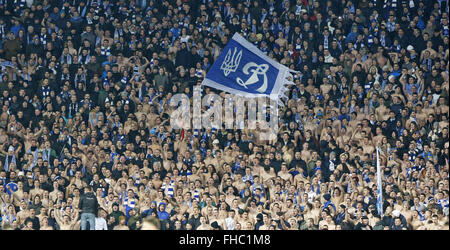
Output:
[{"xmin": 376, "ymin": 147, "xmax": 384, "ymax": 218}]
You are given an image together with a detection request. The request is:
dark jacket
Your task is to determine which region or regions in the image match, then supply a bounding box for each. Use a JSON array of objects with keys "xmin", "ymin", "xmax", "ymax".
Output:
[
  {"xmin": 78, "ymin": 192, "xmax": 98, "ymax": 214},
  {"xmin": 25, "ymin": 216, "xmax": 40, "ymax": 230}
]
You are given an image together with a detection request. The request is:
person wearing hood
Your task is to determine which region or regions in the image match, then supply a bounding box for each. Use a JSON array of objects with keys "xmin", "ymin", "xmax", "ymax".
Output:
[
  {"xmin": 78, "ymin": 186, "xmax": 98, "ymax": 230},
  {"xmin": 254, "ymin": 213, "xmax": 264, "ymax": 230},
  {"xmin": 127, "ymin": 209, "xmax": 141, "ymax": 230},
  {"xmin": 345, "ymin": 26, "xmax": 360, "ymax": 44},
  {"xmin": 141, "ymin": 201, "xmax": 158, "ymax": 218},
  {"xmin": 157, "ymin": 202, "xmax": 170, "ymax": 222},
  {"xmin": 108, "ymin": 203, "xmax": 125, "ymax": 229}
]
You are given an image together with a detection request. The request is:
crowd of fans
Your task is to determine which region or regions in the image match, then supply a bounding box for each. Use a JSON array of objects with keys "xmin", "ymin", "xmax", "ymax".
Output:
[{"xmin": 0, "ymin": 0, "xmax": 448, "ymax": 230}]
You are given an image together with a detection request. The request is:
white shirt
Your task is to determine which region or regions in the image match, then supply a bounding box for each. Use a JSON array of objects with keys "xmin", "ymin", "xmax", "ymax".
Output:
[
  {"xmin": 225, "ymin": 217, "xmax": 235, "ymax": 230},
  {"xmin": 324, "ymin": 54, "xmax": 334, "ymax": 63},
  {"xmin": 95, "ymin": 217, "xmax": 108, "ymax": 230},
  {"xmin": 307, "ymin": 190, "xmax": 317, "ymax": 202}
]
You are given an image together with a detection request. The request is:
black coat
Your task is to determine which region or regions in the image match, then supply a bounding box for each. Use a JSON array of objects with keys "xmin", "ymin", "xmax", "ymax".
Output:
[
  {"xmin": 175, "ymin": 48, "xmax": 190, "ymax": 68},
  {"xmin": 26, "ymin": 216, "xmax": 40, "ymax": 230},
  {"xmin": 78, "ymin": 192, "xmax": 98, "ymax": 215}
]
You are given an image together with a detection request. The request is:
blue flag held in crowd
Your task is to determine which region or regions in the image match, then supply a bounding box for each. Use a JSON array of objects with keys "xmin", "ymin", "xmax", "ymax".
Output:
[
  {"xmin": 6, "ymin": 182, "xmax": 18, "ymax": 196},
  {"xmin": 202, "ymin": 33, "xmax": 296, "ymax": 103},
  {"xmin": 376, "ymin": 147, "xmax": 384, "ymax": 216}
]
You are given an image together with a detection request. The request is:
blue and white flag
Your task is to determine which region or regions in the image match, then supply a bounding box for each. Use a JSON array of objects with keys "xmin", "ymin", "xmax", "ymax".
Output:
[
  {"xmin": 6, "ymin": 182, "xmax": 18, "ymax": 196},
  {"xmin": 376, "ymin": 147, "xmax": 384, "ymax": 216},
  {"xmin": 202, "ymin": 33, "xmax": 295, "ymax": 103}
]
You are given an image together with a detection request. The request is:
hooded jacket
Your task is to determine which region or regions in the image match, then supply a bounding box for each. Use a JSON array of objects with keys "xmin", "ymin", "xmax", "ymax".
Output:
[
  {"xmin": 142, "ymin": 201, "xmax": 158, "ymax": 218},
  {"xmin": 78, "ymin": 191, "xmax": 98, "ymax": 214},
  {"xmin": 254, "ymin": 213, "xmax": 264, "ymax": 230},
  {"xmin": 127, "ymin": 214, "xmax": 141, "ymax": 230},
  {"xmin": 157, "ymin": 202, "xmax": 170, "ymax": 221}
]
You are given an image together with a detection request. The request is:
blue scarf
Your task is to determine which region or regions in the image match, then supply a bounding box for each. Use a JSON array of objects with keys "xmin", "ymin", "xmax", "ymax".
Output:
[
  {"xmin": 42, "ymin": 148, "xmax": 52, "ymax": 162},
  {"xmin": 162, "ymin": 180, "xmax": 175, "ymax": 198},
  {"xmin": 40, "ymin": 33, "xmax": 47, "ymax": 45},
  {"xmin": 26, "ymin": 147, "xmax": 40, "ymax": 166},
  {"xmin": 101, "ymin": 46, "xmax": 111, "ymax": 56},
  {"xmin": 4, "ymin": 154, "xmax": 16, "ymax": 172},
  {"xmin": 0, "ymin": 24, "xmax": 5, "ymax": 40},
  {"xmin": 41, "ymin": 86, "xmax": 51, "ymax": 98},
  {"xmin": 15, "ymin": 0, "xmax": 25, "ymax": 8}
]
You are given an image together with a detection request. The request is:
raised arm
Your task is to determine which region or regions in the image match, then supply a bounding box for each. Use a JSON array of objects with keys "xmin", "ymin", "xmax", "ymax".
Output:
[
  {"xmin": 71, "ymin": 209, "xmax": 80, "ymax": 227},
  {"xmin": 416, "ymin": 71, "xmax": 425, "ymax": 99},
  {"xmin": 54, "ymin": 209, "xmax": 63, "ymax": 226}
]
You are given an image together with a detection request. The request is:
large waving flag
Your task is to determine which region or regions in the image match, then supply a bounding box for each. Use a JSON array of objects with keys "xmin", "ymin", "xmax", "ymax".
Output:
[{"xmin": 202, "ymin": 33, "xmax": 296, "ymax": 103}]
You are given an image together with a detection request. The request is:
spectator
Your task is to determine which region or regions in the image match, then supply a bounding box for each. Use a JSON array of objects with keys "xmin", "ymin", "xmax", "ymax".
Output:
[
  {"xmin": 78, "ymin": 185, "xmax": 98, "ymax": 230},
  {"xmin": 95, "ymin": 208, "xmax": 108, "ymax": 230}
]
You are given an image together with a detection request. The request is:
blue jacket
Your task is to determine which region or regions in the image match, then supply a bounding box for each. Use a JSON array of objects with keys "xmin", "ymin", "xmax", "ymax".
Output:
[
  {"xmin": 157, "ymin": 202, "xmax": 170, "ymax": 220},
  {"xmin": 345, "ymin": 31, "xmax": 358, "ymax": 44}
]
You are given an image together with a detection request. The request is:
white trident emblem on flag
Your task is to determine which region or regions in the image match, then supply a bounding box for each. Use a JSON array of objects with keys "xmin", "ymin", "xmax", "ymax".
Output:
[{"xmin": 220, "ymin": 47, "xmax": 242, "ymax": 76}]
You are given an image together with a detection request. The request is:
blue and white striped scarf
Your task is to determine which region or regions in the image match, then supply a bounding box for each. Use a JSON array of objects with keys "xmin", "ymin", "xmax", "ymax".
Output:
[
  {"xmin": 120, "ymin": 76, "xmax": 128, "ymax": 85},
  {"xmin": 41, "ymin": 86, "xmax": 51, "ymax": 98},
  {"xmin": 383, "ymin": 0, "xmax": 398, "ymax": 8},
  {"xmin": 0, "ymin": 24, "xmax": 5, "ymax": 40},
  {"xmin": 193, "ymin": 189, "xmax": 200, "ymax": 201},
  {"xmin": 15, "ymin": 0, "xmax": 25, "ymax": 8},
  {"xmin": 101, "ymin": 46, "xmax": 111, "ymax": 56},
  {"xmin": 242, "ymin": 174, "xmax": 253, "ymax": 184},
  {"xmin": 162, "ymin": 180, "xmax": 175, "ymax": 197},
  {"xmin": 40, "ymin": 33, "xmax": 47, "ymax": 46},
  {"xmin": 124, "ymin": 197, "xmax": 136, "ymax": 216}
]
